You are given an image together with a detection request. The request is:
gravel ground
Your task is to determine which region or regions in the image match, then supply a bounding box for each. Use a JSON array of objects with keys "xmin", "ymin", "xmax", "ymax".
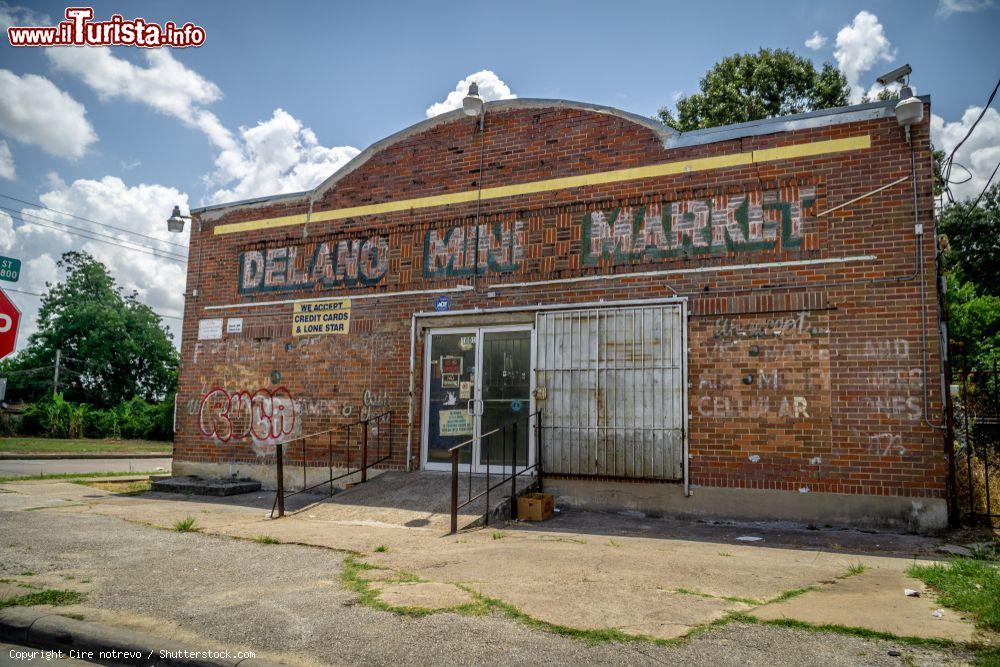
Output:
[{"xmin": 0, "ymin": 510, "xmax": 975, "ymax": 666}]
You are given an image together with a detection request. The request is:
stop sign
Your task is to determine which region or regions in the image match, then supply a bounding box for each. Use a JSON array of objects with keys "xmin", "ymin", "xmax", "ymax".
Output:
[{"xmin": 0, "ymin": 288, "xmax": 20, "ymax": 360}]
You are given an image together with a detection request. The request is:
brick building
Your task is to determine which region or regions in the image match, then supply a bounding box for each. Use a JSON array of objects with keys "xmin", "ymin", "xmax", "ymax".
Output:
[{"xmin": 175, "ymin": 95, "xmax": 948, "ymax": 532}]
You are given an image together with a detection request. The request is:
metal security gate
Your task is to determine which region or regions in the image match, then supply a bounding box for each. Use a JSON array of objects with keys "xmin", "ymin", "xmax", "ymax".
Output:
[{"xmin": 535, "ymin": 304, "xmax": 686, "ymax": 480}]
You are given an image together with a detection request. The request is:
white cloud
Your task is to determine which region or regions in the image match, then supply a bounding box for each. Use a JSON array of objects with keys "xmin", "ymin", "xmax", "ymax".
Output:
[
  {"xmin": 833, "ymin": 11, "xmax": 896, "ymax": 104},
  {"xmin": 936, "ymin": 0, "xmax": 994, "ymax": 16},
  {"xmin": 0, "ymin": 141, "xmax": 14, "ymax": 180},
  {"xmin": 932, "ymin": 106, "xmax": 1000, "ymax": 202},
  {"xmin": 46, "ymin": 48, "xmax": 232, "ymax": 150},
  {"xmin": 0, "ymin": 70, "xmax": 97, "ymax": 159},
  {"xmin": 426, "ymin": 70, "xmax": 517, "ymax": 118},
  {"xmin": 47, "ymin": 46, "xmax": 358, "ymax": 206},
  {"xmin": 2, "ymin": 177, "xmax": 190, "ymax": 348},
  {"xmin": 206, "ymin": 109, "xmax": 360, "ymax": 205},
  {"xmin": 804, "ymin": 31, "xmax": 828, "ymax": 50}
]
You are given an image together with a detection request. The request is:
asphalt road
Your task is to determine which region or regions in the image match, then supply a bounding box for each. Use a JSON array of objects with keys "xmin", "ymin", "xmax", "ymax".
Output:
[
  {"xmin": 0, "ymin": 458, "xmax": 171, "ymax": 478},
  {"xmin": 0, "ymin": 508, "xmax": 974, "ymax": 666}
]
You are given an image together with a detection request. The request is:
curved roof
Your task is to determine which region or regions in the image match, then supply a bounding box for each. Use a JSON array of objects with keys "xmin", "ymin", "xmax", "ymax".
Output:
[
  {"xmin": 192, "ymin": 95, "xmax": 916, "ymax": 218},
  {"xmin": 193, "ymin": 98, "xmax": 675, "ymax": 216}
]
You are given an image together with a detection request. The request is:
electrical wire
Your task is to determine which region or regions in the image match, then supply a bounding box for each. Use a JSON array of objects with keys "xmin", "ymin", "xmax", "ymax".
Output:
[
  {"xmin": 968, "ymin": 159, "xmax": 1000, "ymax": 211},
  {"xmin": 1, "ymin": 286, "xmax": 184, "ymax": 321},
  {"xmin": 941, "ymin": 77, "xmax": 1000, "ymax": 197},
  {"xmin": 0, "ymin": 192, "xmax": 188, "ymax": 250},
  {"xmin": 4, "ymin": 211, "xmax": 187, "ymax": 264},
  {"xmin": 1, "ymin": 205, "xmax": 188, "ymax": 262}
]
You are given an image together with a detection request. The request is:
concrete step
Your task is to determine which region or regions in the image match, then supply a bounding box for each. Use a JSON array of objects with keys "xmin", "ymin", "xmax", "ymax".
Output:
[{"xmin": 151, "ymin": 475, "xmax": 261, "ymax": 497}]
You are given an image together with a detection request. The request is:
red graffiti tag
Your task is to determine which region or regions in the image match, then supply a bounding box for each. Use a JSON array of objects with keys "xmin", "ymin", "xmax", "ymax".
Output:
[{"xmin": 198, "ymin": 387, "xmax": 297, "ymax": 443}]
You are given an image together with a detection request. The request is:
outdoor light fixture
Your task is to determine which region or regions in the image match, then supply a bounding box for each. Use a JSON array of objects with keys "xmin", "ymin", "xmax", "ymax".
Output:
[
  {"xmin": 876, "ymin": 63, "xmax": 923, "ymax": 141},
  {"xmin": 462, "ymin": 82, "xmax": 484, "ymax": 117},
  {"xmin": 166, "ymin": 205, "xmax": 190, "ymax": 233}
]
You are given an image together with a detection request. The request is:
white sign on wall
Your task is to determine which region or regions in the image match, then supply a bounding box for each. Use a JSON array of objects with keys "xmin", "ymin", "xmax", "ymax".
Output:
[
  {"xmin": 226, "ymin": 318, "xmax": 243, "ymax": 334},
  {"xmin": 198, "ymin": 318, "xmax": 223, "ymax": 340}
]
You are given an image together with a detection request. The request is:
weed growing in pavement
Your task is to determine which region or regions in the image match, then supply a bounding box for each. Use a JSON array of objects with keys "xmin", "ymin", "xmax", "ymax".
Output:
[
  {"xmin": 374, "ymin": 545, "xmax": 389, "ymax": 553},
  {"xmin": 491, "ymin": 531, "xmax": 506, "ymax": 540},
  {"xmin": 908, "ymin": 558, "xmax": 1000, "ymax": 632},
  {"xmin": 0, "ymin": 589, "xmax": 85, "ymax": 610},
  {"xmin": 252, "ymin": 535, "xmax": 280, "ymax": 544},
  {"xmin": 841, "ymin": 562, "xmax": 868, "ymax": 578},
  {"xmin": 173, "ymin": 516, "xmax": 198, "ymax": 532}
]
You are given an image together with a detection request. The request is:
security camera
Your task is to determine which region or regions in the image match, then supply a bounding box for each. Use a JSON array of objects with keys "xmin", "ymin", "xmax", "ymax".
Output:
[{"xmin": 876, "ymin": 64, "xmax": 912, "ymax": 86}]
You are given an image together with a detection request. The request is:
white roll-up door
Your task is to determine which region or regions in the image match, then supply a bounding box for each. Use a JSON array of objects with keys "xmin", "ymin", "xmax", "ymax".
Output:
[{"xmin": 535, "ymin": 304, "xmax": 686, "ymax": 479}]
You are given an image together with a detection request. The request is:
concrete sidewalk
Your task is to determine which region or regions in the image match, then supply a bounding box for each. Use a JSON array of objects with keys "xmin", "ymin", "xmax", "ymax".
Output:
[
  {"xmin": 0, "ymin": 476, "xmax": 994, "ymax": 665},
  {"xmin": 0, "ymin": 458, "xmax": 171, "ymax": 478}
]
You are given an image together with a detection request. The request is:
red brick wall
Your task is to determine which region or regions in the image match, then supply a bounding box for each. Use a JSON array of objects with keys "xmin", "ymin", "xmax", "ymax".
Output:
[{"xmin": 175, "ymin": 102, "xmax": 945, "ymax": 499}]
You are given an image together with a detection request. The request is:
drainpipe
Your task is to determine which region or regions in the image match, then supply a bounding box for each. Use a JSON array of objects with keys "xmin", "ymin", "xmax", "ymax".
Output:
[{"xmin": 405, "ymin": 313, "xmax": 417, "ymax": 471}]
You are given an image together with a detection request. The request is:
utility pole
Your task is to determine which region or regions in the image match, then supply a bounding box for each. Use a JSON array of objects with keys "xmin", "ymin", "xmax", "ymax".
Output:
[{"xmin": 53, "ymin": 348, "xmax": 60, "ymax": 397}]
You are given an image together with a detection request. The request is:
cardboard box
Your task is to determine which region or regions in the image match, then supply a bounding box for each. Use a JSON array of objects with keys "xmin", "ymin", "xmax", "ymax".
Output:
[{"xmin": 517, "ymin": 492, "xmax": 554, "ymax": 521}]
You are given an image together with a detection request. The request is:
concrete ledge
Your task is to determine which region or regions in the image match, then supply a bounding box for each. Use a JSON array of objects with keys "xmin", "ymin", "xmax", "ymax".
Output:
[
  {"xmin": 151, "ymin": 476, "xmax": 261, "ymax": 496},
  {"xmin": 0, "ymin": 608, "xmax": 280, "ymax": 666},
  {"xmin": 542, "ymin": 479, "xmax": 948, "ymax": 534},
  {"xmin": 172, "ymin": 461, "xmax": 386, "ymax": 493}
]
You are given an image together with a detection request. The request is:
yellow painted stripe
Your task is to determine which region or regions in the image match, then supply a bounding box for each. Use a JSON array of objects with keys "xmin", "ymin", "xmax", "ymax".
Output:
[{"xmin": 214, "ymin": 134, "xmax": 871, "ymax": 235}]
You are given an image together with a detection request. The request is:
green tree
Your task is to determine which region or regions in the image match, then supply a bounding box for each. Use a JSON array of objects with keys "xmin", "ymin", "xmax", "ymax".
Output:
[
  {"xmin": 939, "ymin": 183, "xmax": 1000, "ymax": 371},
  {"xmin": 1, "ymin": 252, "xmax": 178, "ymax": 406},
  {"xmin": 659, "ymin": 48, "xmax": 850, "ymax": 132},
  {"xmin": 938, "ymin": 183, "xmax": 1000, "ymax": 292}
]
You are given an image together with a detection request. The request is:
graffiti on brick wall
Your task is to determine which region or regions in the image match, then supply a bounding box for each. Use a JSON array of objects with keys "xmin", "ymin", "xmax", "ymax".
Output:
[
  {"xmin": 198, "ymin": 387, "xmax": 299, "ymax": 450},
  {"xmin": 695, "ymin": 310, "xmax": 830, "ymax": 421},
  {"xmin": 239, "ymin": 236, "xmax": 389, "ymax": 294},
  {"xmin": 858, "ymin": 338, "xmax": 922, "ymax": 421},
  {"xmin": 423, "ymin": 220, "xmax": 525, "ymax": 277},
  {"xmin": 582, "ymin": 186, "xmax": 816, "ymax": 266},
  {"xmin": 340, "ymin": 388, "xmax": 388, "ymax": 420}
]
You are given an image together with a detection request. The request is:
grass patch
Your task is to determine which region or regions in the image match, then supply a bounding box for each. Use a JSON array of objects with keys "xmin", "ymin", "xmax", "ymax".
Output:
[
  {"xmin": 0, "ymin": 589, "xmax": 85, "ymax": 610},
  {"xmin": 74, "ymin": 479, "xmax": 151, "ymax": 495},
  {"xmin": 673, "ymin": 587, "xmax": 761, "ymax": 606},
  {"xmin": 0, "ymin": 437, "xmax": 170, "ymax": 455},
  {"xmin": 340, "ymin": 556, "xmax": 460, "ymax": 616},
  {"xmin": 252, "ymin": 535, "xmax": 280, "ymax": 544},
  {"xmin": 491, "ymin": 531, "xmax": 506, "ymax": 540},
  {"xmin": 908, "ymin": 558, "xmax": 1000, "ymax": 632},
  {"xmin": 841, "ymin": 562, "xmax": 868, "ymax": 578},
  {"xmin": 172, "ymin": 516, "xmax": 198, "ymax": 533},
  {"xmin": 0, "ymin": 471, "xmax": 163, "ymax": 484},
  {"xmin": 769, "ymin": 586, "xmax": 819, "ymax": 603},
  {"xmin": 374, "ymin": 545, "xmax": 389, "ymax": 553},
  {"xmin": 608, "ymin": 539, "xmax": 622, "ymax": 548},
  {"xmin": 749, "ymin": 616, "xmax": 958, "ymax": 649}
]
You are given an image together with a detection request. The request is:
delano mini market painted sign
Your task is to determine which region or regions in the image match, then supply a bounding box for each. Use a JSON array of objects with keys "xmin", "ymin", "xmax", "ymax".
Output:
[
  {"xmin": 235, "ymin": 186, "xmax": 817, "ymax": 295},
  {"xmin": 292, "ymin": 299, "xmax": 351, "ymax": 336}
]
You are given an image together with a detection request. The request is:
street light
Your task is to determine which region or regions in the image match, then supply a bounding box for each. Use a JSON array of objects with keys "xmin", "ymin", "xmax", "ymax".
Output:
[
  {"xmin": 166, "ymin": 205, "xmax": 190, "ymax": 233},
  {"xmin": 462, "ymin": 82, "xmax": 484, "ymax": 117},
  {"xmin": 461, "ymin": 81, "xmax": 486, "ymax": 278}
]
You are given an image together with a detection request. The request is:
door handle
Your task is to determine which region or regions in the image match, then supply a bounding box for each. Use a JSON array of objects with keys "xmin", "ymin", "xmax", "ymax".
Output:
[
  {"xmin": 467, "ymin": 399, "xmax": 475, "ymax": 415},
  {"xmin": 476, "ymin": 399, "xmax": 484, "ymax": 416}
]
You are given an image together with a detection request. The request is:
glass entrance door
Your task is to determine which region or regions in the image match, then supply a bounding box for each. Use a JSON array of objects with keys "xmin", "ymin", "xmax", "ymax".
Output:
[
  {"xmin": 478, "ymin": 329, "xmax": 532, "ymax": 471},
  {"xmin": 423, "ymin": 326, "xmax": 533, "ymax": 472}
]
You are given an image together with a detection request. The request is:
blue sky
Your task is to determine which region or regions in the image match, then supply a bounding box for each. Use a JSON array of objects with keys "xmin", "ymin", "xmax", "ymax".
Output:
[{"xmin": 0, "ymin": 0, "xmax": 997, "ymax": 348}]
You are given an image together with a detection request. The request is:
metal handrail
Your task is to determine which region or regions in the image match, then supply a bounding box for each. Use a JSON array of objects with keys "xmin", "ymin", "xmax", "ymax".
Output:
[
  {"xmin": 449, "ymin": 410, "xmax": 543, "ymax": 534},
  {"xmin": 270, "ymin": 409, "xmax": 393, "ymax": 518}
]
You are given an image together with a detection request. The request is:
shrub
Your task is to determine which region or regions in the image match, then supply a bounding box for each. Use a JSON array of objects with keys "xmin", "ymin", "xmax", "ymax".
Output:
[{"xmin": 15, "ymin": 393, "xmax": 173, "ymax": 441}]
